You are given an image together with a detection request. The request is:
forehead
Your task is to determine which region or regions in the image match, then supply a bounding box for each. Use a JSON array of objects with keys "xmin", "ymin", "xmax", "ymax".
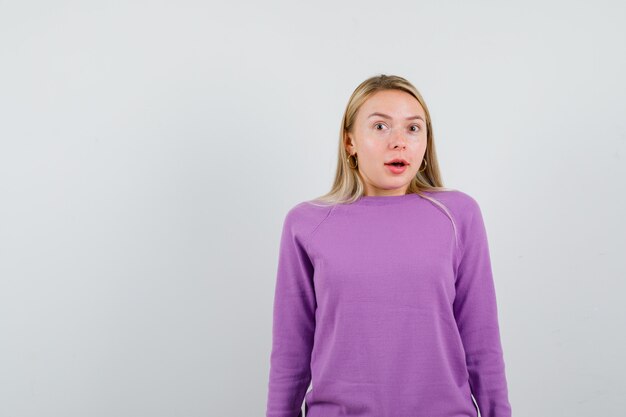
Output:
[{"xmin": 359, "ymin": 89, "xmax": 425, "ymax": 119}]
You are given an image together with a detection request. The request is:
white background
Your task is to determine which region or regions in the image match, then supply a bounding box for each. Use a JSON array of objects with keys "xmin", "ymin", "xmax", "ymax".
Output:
[{"xmin": 1, "ymin": 1, "xmax": 625, "ymax": 416}]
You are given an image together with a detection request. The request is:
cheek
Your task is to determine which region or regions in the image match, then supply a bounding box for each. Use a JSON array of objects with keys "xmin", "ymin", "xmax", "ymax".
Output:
[
  {"xmin": 412, "ymin": 137, "xmax": 427, "ymax": 152},
  {"xmin": 408, "ymin": 140, "xmax": 427, "ymax": 164},
  {"xmin": 357, "ymin": 144, "xmax": 387, "ymax": 171},
  {"xmin": 359, "ymin": 137, "xmax": 386, "ymax": 155}
]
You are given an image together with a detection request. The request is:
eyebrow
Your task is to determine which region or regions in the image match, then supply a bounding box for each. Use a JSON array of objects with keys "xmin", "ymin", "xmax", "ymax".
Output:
[{"xmin": 367, "ymin": 112, "xmax": 425, "ymax": 122}]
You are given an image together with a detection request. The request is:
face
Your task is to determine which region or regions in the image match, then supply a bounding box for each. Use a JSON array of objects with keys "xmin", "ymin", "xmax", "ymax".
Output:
[{"xmin": 345, "ymin": 89, "xmax": 428, "ymax": 196}]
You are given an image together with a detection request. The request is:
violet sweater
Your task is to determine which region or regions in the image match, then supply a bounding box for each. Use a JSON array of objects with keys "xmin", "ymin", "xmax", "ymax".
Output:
[{"xmin": 266, "ymin": 190, "xmax": 511, "ymax": 417}]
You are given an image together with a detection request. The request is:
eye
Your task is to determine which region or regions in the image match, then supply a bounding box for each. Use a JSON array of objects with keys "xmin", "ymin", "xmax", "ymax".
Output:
[
  {"xmin": 410, "ymin": 125, "xmax": 420, "ymax": 132},
  {"xmin": 374, "ymin": 123, "xmax": 386, "ymax": 130}
]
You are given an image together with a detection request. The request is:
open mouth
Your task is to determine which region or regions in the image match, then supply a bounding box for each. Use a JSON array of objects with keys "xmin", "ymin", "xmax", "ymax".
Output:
[
  {"xmin": 384, "ymin": 158, "xmax": 409, "ymax": 167},
  {"xmin": 384, "ymin": 159, "xmax": 409, "ymax": 174}
]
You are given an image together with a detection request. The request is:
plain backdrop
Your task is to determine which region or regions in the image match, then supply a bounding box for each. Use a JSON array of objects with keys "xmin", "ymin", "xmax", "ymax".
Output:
[{"xmin": 1, "ymin": 1, "xmax": 625, "ymax": 416}]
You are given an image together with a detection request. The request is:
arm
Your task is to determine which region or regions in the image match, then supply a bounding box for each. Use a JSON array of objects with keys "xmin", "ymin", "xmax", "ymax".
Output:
[
  {"xmin": 266, "ymin": 209, "xmax": 316, "ymax": 417},
  {"xmin": 454, "ymin": 200, "xmax": 512, "ymax": 417}
]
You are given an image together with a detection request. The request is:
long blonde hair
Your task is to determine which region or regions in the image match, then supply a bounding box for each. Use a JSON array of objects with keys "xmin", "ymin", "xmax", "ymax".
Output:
[{"xmin": 310, "ymin": 74, "xmax": 457, "ymax": 206}]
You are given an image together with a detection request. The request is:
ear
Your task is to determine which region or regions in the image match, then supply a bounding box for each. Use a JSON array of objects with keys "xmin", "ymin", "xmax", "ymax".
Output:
[{"xmin": 344, "ymin": 132, "xmax": 356, "ymax": 154}]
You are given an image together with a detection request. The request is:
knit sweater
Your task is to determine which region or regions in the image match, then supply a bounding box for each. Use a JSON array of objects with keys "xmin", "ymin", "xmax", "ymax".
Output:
[{"xmin": 266, "ymin": 190, "xmax": 511, "ymax": 417}]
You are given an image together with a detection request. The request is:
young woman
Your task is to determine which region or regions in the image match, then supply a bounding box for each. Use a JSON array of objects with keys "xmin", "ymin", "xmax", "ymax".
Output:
[{"xmin": 266, "ymin": 74, "xmax": 512, "ymax": 417}]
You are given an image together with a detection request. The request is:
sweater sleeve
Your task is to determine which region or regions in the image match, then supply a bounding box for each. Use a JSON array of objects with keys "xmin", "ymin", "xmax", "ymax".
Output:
[
  {"xmin": 266, "ymin": 208, "xmax": 316, "ymax": 417},
  {"xmin": 453, "ymin": 199, "xmax": 512, "ymax": 417}
]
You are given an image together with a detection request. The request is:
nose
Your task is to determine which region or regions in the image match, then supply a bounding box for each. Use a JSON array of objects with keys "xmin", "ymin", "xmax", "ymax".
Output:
[{"xmin": 390, "ymin": 129, "xmax": 408, "ymax": 149}]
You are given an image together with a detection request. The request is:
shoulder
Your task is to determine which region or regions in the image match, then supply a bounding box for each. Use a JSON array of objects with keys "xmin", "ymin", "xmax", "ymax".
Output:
[
  {"xmin": 421, "ymin": 188, "xmax": 482, "ymax": 218},
  {"xmin": 420, "ymin": 188, "xmax": 486, "ymax": 247},
  {"xmin": 281, "ymin": 199, "xmax": 336, "ymax": 244}
]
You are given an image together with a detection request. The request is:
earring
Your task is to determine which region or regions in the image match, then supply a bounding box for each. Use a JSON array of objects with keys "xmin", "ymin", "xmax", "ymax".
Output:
[
  {"xmin": 347, "ymin": 153, "xmax": 358, "ymax": 169},
  {"xmin": 418, "ymin": 158, "xmax": 427, "ymax": 172}
]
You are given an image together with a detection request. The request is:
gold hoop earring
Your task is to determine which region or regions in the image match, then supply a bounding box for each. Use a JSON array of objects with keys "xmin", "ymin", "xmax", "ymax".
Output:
[
  {"xmin": 347, "ymin": 153, "xmax": 358, "ymax": 169},
  {"xmin": 418, "ymin": 158, "xmax": 427, "ymax": 173}
]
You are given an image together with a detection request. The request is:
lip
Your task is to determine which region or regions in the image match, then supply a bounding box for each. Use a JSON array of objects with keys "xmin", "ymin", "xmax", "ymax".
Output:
[
  {"xmin": 384, "ymin": 158, "xmax": 409, "ymax": 175},
  {"xmin": 385, "ymin": 164, "xmax": 408, "ymax": 175},
  {"xmin": 385, "ymin": 158, "xmax": 410, "ymax": 165}
]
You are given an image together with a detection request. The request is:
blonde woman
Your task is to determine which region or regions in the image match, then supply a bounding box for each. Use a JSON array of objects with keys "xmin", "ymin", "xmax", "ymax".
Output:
[{"xmin": 266, "ymin": 74, "xmax": 512, "ymax": 417}]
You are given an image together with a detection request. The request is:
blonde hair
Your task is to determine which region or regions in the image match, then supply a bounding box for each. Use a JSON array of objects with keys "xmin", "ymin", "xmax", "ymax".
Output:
[{"xmin": 308, "ymin": 74, "xmax": 461, "ymax": 248}]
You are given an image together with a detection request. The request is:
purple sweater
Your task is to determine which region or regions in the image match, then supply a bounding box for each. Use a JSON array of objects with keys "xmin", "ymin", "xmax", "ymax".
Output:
[{"xmin": 266, "ymin": 190, "xmax": 511, "ymax": 417}]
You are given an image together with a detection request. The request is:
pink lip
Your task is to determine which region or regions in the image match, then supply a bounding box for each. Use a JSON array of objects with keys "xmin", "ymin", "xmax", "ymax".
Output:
[
  {"xmin": 385, "ymin": 164, "xmax": 408, "ymax": 174},
  {"xmin": 385, "ymin": 158, "xmax": 409, "ymax": 165}
]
